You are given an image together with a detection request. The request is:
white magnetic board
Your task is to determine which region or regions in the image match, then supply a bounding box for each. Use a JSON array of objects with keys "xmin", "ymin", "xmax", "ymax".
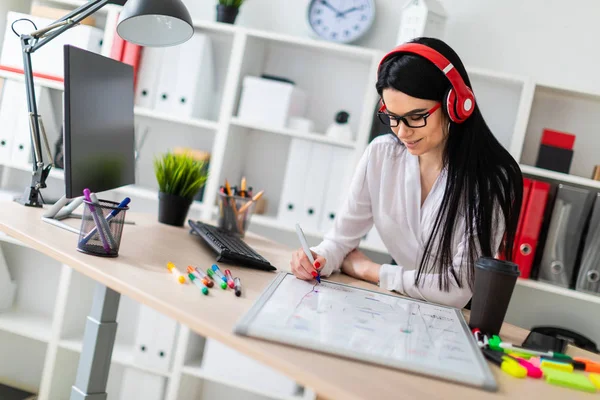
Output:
[{"xmin": 235, "ymin": 273, "xmax": 497, "ymax": 391}]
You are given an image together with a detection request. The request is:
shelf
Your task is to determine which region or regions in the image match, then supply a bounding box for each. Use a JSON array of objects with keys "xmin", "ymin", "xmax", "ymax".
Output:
[
  {"xmin": 0, "ymin": 309, "xmax": 53, "ymax": 343},
  {"xmin": 182, "ymin": 360, "xmax": 303, "ymax": 400},
  {"xmin": 134, "ymin": 107, "xmax": 220, "ymax": 130},
  {"xmin": 466, "ymin": 66, "xmax": 528, "ymax": 85},
  {"xmin": 244, "ymin": 28, "xmax": 377, "ymax": 60},
  {"xmin": 59, "ymin": 338, "xmax": 171, "ymax": 378},
  {"xmin": 519, "ymin": 164, "xmax": 600, "ymax": 190},
  {"xmin": 516, "ymin": 279, "xmax": 600, "ymax": 305},
  {"xmin": 230, "ymin": 118, "xmax": 357, "ymax": 149}
]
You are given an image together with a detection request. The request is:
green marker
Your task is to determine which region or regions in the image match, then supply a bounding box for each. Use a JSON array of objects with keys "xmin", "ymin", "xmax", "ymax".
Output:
[{"xmin": 189, "ymin": 274, "xmax": 208, "ymax": 295}]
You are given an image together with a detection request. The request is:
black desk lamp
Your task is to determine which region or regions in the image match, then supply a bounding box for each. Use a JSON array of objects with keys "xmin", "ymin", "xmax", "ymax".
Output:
[{"xmin": 14, "ymin": 0, "xmax": 193, "ymax": 207}]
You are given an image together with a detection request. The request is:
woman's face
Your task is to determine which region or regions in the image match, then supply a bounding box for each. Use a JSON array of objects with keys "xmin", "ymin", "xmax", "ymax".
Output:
[{"xmin": 381, "ymin": 88, "xmax": 447, "ymax": 157}]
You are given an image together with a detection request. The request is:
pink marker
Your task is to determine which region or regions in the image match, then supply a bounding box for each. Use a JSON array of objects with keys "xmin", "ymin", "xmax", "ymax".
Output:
[{"xmin": 510, "ymin": 356, "xmax": 543, "ymax": 378}]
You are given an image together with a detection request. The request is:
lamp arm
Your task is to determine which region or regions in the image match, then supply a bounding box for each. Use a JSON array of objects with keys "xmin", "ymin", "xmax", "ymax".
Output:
[{"xmin": 17, "ymin": 0, "xmax": 110, "ymax": 207}]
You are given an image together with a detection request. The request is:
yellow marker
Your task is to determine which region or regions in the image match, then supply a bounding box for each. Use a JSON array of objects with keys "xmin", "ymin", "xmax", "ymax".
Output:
[
  {"xmin": 589, "ymin": 373, "xmax": 600, "ymax": 389},
  {"xmin": 541, "ymin": 359, "xmax": 574, "ymax": 373},
  {"xmin": 501, "ymin": 357, "xmax": 528, "ymax": 378},
  {"xmin": 167, "ymin": 262, "xmax": 186, "ymax": 284}
]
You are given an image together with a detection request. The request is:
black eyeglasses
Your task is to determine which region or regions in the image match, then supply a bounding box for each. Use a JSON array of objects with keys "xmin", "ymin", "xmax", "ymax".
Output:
[{"xmin": 377, "ymin": 102, "xmax": 441, "ymax": 128}]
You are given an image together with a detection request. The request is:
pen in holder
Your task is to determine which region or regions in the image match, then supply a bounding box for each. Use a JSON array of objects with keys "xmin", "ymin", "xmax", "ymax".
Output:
[
  {"xmin": 77, "ymin": 199, "xmax": 129, "ymax": 257},
  {"xmin": 217, "ymin": 192, "xmax": 256, "ymax": 238}
]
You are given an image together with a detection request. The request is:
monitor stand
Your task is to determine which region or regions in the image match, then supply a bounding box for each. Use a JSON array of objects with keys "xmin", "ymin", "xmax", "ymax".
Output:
[{"xmin": 41, "ymin": 195, "xmax": 84, "ymax": 234}]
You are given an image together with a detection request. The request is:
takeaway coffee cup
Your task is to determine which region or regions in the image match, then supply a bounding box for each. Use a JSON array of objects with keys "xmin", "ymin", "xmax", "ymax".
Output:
[{"xmin": 469, "ymin": 257, "xmax": 520, "ymax": 335}]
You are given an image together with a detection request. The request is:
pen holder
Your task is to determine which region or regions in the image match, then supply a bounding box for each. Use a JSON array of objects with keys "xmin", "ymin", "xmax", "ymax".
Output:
[
  {"xmin": 217, "ymin": 192, "xmax": 255, "ymax": 238},
  {"xmin": 77, "ymin": 199, "xmax": 129, "ymax": 257}
]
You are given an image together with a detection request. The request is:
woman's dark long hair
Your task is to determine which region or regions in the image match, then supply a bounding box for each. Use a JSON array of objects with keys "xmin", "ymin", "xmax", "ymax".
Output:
[{"xmin": 376, "ymin": 37, "xmax": 523, "ymax": 291}]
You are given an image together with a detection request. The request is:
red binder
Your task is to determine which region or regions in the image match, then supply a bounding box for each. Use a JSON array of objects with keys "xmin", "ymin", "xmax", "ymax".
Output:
[
  {"xmin": 498, "ymin": 179, "xmax": 531, "ymax": 261},
  {"xmin": 121, "ymin": 41, "xmax": 142, "ymax": 89},
  {"xmin": 513, "ymin": 180, "xmax": 551, "ymax": 279},
  {"xmin": 109, "ymin": 13, "xmax": 126, "ymax": 61}
]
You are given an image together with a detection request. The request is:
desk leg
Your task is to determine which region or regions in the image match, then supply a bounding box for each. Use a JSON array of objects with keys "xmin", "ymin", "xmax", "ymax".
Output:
[{"xmin": 70, "ymin": 283, "xmax": 120, "ymax": 400}]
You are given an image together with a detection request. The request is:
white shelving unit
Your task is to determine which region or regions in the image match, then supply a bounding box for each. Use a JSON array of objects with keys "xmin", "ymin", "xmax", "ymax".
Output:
[{"xmin": 1, "ymin": 0, "xmax": 600, "ymax": 399}]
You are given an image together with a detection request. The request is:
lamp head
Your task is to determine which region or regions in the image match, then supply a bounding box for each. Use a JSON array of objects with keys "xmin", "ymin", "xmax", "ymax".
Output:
[{"xmin": 116, "ymin": 0, "xmax": 194, "ymax": 47}]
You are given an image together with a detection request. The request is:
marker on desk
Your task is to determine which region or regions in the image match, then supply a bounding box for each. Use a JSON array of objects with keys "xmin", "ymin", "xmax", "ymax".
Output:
[
  {"xmin": 207, "ymin": 268, "xmax": 227, "ymax": 289},
  {"xmin": 83, "ymin": 189, "xmax": 112, "ymax": 254},
  {"xmin": 224, "ymin": 269, "xmax": 235, "ymax": 289},
  {"xmin": 80, "ymin": 197, "xmax": 130, "ymax": 246},
  {"xmin": 506, "ymin": 355, "xmax": 543, "ymax": 378},
  {"xmin": 574, "ymin": 358, "xmax": 600, "ymax": 373},
  {"xmin": 187, "ymin": 266, "xmax": 214, "ymax": 288},
  {"xmin": 234, "ymin": 277, "xmax": 242, "ymax": 297},
  {"xmin": 211, "ymin": 264, "xmax": 228, "ymax": 283},
  {"xmin": 295, "ymin": 224, "xmax": 320, "ymax": 283},
  {"xmin": 482, "ymin": 348, "xmax": 527, "ymax": 378},
  {"xmin": 472, "ymin": 328, "xmax": 484, "ymax": 348},
  {"xmin": 489, "ymin": 335, "xmax": 572, "ymax": 360},
  {"xmin": 189, "ymin": 274, "xmax": 208, "ymax": 295},
  {"xmin": 167, "ymin": 262, "xmax": 186, "ymax": 284}
]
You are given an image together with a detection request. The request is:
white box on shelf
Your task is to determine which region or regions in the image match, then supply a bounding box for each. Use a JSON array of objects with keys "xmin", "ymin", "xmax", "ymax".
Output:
[
  {"xmin": 237, "ymin": 76, "xmax": 307, "ymax": 129},
  {"xmin": 135, "ymin": 47, "xmax": 165, "ymax": 109},
  {"xmin": 1, "ymin": 12, "xmax": 103, "ymax": 80},
  {"xmin": 277, "ymin": 138, "xmax": 312, "ymax": 226},
  {"xmin": 319, "ymin": 147, "xmax": 352, "ymax": 233}
]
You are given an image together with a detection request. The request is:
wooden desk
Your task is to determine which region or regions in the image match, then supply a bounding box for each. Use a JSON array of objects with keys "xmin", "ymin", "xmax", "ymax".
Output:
[{"xmin": 0, "ymin": 201, "xmax": 598, "ymax": 400}]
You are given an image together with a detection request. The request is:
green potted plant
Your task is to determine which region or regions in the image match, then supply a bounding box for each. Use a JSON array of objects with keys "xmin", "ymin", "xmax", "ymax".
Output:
[
  {"xmin": 154, "ymin": 152, "xmax": 208, "ymax": 227},
  {"xmin": 216, "ymin": 0, "xmax": 245, "ymax": 24}
]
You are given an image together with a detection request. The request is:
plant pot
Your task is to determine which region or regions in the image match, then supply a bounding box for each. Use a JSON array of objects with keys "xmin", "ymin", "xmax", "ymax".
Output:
[
  {"xmin": 158, "ymin": 192, "xmax": 193, "ymax": 227},
  {"xmin": 216, "ymin": 4, "xmax": 239, "ymax": 24}
]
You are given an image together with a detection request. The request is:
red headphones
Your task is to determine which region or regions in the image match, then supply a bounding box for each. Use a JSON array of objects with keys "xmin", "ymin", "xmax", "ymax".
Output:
[{"xmin": 377, "ymin": 43, "xmax": 475, "ymax": 123}]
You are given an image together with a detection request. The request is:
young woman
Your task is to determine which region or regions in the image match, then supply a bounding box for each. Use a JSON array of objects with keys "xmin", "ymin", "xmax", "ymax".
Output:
[{"xmin": 290, "ymin": 37, "xmax": 523, "ymax": 308}]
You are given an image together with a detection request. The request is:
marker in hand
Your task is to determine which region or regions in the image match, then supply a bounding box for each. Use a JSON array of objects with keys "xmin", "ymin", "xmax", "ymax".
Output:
[{"xmin": 295, "ymin": 223, "xmax": 320, "ymax": 283}]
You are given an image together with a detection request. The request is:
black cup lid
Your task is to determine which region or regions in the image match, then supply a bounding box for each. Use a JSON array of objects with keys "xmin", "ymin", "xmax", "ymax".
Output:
[{"xmin": 475, "ymin": 257, "xmax": 520, "ymax": 277}]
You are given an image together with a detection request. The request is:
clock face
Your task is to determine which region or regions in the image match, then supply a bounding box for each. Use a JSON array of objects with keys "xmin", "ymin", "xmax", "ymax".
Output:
[{"xmin": 308, "ymin": 0, "xmax": 376, "ymax": 43}]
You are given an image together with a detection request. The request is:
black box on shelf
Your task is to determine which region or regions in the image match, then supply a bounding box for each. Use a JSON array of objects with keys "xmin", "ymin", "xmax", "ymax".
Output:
[{"xmin": 535, "ymin": 144, "xmax": 573, "ymax": 174}]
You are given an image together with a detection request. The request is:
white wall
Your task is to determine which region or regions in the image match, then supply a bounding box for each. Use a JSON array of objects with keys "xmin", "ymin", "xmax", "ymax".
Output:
[{"xmin": 185, "ymin": 0, "xmax": 600, "ymax": 94}]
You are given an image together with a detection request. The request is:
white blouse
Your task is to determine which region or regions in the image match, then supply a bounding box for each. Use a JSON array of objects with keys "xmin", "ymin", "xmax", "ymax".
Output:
[{"xmin": 311, "ymin": 134, "xmax": 504, "ymax": 309}]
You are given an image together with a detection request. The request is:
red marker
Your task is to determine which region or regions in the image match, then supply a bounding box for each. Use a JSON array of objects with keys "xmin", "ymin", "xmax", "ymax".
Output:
[{"xmin": 224, "ymin": 269, "xmax": 235, "ymax": 289}]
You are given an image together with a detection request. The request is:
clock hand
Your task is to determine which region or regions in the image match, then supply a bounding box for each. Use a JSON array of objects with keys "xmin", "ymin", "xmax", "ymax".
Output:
[
  {"xmin": 339, "ymin": 5, "xmax": 365, "ymax": 16},
  {"xmin": 319, "ymin": 0, "xmax": 343, "ymax": 16}
]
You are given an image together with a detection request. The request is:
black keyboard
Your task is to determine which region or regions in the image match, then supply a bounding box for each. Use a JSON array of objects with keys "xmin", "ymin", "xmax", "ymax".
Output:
[{"xmin": 188, "ymin": 220, "xmax": 276, "ymax": 271}]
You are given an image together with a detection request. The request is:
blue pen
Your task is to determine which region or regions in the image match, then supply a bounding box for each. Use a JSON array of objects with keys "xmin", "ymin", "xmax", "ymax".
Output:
[
  {"xmin": 80, "ymin": 197, "xmax": 130, "ymax": 245},
  {"xmin": 82, "ymin": 189, "xmax": 112, "ymax": 253}
]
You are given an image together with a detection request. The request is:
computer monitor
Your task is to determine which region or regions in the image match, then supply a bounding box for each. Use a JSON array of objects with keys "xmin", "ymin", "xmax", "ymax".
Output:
[
  {"xmin": 64, "ymin": 44, "xmax": 135, "ymax": 198},
  {"xmin": 41, "ymin": 45, "xmax": 135, "ymax": 232}
]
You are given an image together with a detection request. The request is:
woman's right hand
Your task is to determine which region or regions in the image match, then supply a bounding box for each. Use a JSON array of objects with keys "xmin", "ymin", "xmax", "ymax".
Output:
[{"xmin": 290, "ymin": 248, "xmax": 326, "ymax": 280}]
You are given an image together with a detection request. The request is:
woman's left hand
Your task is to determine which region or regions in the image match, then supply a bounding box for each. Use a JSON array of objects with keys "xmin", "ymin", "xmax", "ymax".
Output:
[{"xmin": 341, "ymin": 249, "xmax": 381, "ymax": 284}]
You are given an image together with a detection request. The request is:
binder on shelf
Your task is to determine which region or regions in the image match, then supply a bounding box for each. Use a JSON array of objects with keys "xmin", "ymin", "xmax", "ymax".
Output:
[
  {"xmin": 153, "ymin": 45, "xmax": 181, "ymax": 113},
  {"xmin": 300, "ymin": 142, "xmax": 333, "ymax": 232},
  {"xmin": 132, "ymin": 304, "xmax": 178, "ymax": 372},
  {"xmin": 122, "ymin": 41, "xmax": 143, "ymax": 89},
  {"xmin": 575, "ymin": 193, "xmax": 600, "ymax": 295},
  {"xmin": 119, "ymin": 367, "xmax": 166, "ymax": 400},
  {"xmin": 0, "ymin": 80, "xmax": 22, "ymax": 162},
  {"xmin": 319, "ymin": 147, "xmax": 352, "ymax": 233},
  {"xmin": 171, "ymin": 32, "xmax": 215, "ymax": 119},
  {"xmin": 513, "ymin": 179, "xmax": 550, "ymax": 279},
  {"xmin": 1, "ymin": 12, "xmax": 103, "ymax": 80},
  {"xmin": 134, "ymin": 47, "xmax": 165, "ymax": 109},
  {"xmin": 109, "ymin": 13, "xmax": 126, "ymax": 61},
  {"xmin": 277, "ymin": 138, "xmax": 312, "ymax": 226},
  {"xmin": 537, "ymin": 184, "xmax": 593, "ymax": 288}
]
